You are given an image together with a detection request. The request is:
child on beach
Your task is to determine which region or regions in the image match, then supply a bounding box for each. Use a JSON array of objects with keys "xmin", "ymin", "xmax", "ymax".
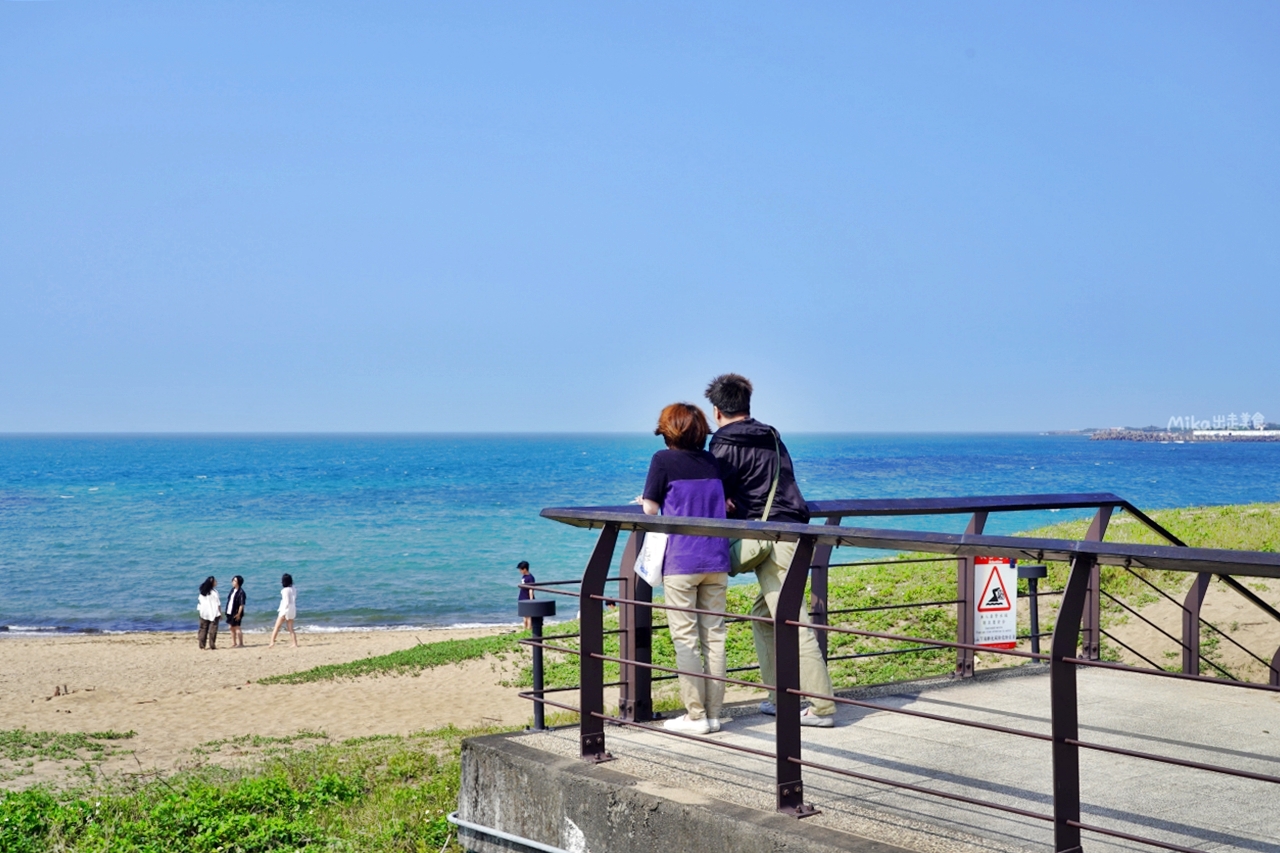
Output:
[
  {"xmin": 226, "ymin": 575, "xmax": 247, "ymax": 648},
  {"xmin": 270, "ymin": 573, "xmax": 298, "ymax": 648},
  {"xmin": 518, "ymin": 561, "xmax": 536, "ymax": 629},
  {"xmin": 197, "ymin": 576, "xmax": 222, "ymax": 650}
]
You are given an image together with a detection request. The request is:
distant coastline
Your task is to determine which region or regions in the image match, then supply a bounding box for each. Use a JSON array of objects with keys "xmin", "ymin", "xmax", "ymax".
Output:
[{"xmin": 1090, "ymin": 428, "xmax": 1280, "ymax": 443}]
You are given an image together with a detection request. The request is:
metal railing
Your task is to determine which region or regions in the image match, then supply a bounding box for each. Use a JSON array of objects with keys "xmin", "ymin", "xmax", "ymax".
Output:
[{"xmin": 531, "ymin": 493, "xmax": 1280, "ymax": 853}]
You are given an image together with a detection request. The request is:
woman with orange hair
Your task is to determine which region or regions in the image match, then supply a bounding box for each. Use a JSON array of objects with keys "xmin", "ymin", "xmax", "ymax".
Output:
[{"xmin": 639, "ymin": 402, "xmax": 731, "ymax": 735}]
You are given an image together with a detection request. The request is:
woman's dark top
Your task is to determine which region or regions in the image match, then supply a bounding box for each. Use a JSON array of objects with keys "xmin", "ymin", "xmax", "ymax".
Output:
[{"xmin": 226, "ymin": 587, "xmax": 246, "ymax": 626}]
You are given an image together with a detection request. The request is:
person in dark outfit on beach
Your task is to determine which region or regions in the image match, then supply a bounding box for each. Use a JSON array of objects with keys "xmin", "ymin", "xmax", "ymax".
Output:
[
  {"xmin": 705, "ymin": 373, "xmax": 836, "ymax": 727},
  {"xmin": 225, "ymin": 575, "xmax": 247, "ymax": 648},
  {"xmin": 518, "ymin": 561, "xmax": 536, "ymax": 630}
]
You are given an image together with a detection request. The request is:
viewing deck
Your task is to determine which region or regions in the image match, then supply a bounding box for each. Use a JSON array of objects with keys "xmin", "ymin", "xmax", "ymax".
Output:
[
  {"xmin": 460, "ymin": 664, "xmax": 1279, "ymax": 852},
  {"xmin": 456, "ymin": 493, "xmax": 1280, "ymax": 853}
]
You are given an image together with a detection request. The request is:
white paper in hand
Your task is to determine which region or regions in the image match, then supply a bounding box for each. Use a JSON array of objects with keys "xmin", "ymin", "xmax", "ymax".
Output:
[{"xmin": 634, "ymin": 530, "xmax": 667, "ymax": 588}]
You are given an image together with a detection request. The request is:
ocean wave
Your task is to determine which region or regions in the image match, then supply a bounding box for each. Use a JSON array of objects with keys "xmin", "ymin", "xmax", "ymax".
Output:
[
  {"xmin": 1, "ymin": 621, "xmax": 530, "ymax": 636},
  {"xmin": 288, "ymin": 621, "xmax": 519, "ymax": 633},
  {"xmin": 0, "ymin": 625, "xmax": 109, "ymax": 636}
]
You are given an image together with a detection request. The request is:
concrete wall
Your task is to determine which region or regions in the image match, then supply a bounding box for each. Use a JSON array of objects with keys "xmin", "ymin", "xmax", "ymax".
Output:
[{"xmin": 458, "ymin": 732, "xmax": 909, "ymax": 853}]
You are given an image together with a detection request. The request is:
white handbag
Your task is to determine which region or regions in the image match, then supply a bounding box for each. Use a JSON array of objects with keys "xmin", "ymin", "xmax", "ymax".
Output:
[{"xmin": 634, "ymin": 530, "xmax": 667, "ymax": 588}]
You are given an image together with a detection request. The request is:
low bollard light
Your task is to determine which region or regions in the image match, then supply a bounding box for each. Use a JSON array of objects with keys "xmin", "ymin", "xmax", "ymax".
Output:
[
  {"xmin": 1017, "ymin": 564, "xmax": 1048, "ymax": 655},
  {"xmin": 519, "ymin": 599, "xmax": 556, "ymax": 730}
]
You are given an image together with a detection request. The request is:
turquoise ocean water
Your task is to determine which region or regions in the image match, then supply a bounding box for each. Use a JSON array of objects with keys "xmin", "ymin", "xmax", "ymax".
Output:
[{"xmin": 2, "ymin": 434, "xmax": 1279, "ymax": 634}]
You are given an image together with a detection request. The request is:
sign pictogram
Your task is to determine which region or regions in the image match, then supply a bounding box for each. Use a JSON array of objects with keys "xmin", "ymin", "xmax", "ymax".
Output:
[
  {"xmin": 974, "ymin": 557, "xmax": 1018, "ymax": 649},
  {"xmin": 977, "ymin": 564, "xmax": 1013, "ymax": 612}
]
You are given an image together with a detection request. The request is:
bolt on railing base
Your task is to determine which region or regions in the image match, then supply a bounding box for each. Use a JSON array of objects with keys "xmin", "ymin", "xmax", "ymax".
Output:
[
  {"xmin": 778, "ymin": 782, "xmax": 821, "ymax": 818},
  {"xmin": 580, "ymin": 732, "xmax": 614, "ymax": 763}
]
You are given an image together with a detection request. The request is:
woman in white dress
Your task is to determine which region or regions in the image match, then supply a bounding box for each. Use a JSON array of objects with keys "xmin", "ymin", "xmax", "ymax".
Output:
[
  {"xmin": 197, "ymin": 576, "xmax": 222, "ymax": 650},
  {"xmin": 269, "ymin": 573, "xmax": 298, "ymax": 647}
]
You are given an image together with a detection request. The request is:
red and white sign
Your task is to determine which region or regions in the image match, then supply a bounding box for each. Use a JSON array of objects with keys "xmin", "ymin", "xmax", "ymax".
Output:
[{"xmin": 974, "ymin": 557, "xmax": 1017, "ymax": 649}]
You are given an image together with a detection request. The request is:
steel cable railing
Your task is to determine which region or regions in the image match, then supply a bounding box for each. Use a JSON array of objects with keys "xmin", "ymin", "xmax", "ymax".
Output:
[
  {"xmin": 1099, "ymin": 628, "xmax": 1167, "ymax": 671},
  {"xmin": 783, "ymin": 616, "xmax": 1280, "ymax": 853}
]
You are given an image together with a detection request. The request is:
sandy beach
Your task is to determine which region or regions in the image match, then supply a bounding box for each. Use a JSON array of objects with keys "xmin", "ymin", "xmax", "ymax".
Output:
[
  {"xmin": 0, "ymin": 626, "xmax": 536, "ymax": 786},
  {"xmin": 1, "ymin": 622, "xmax": 775, "ymax": 789},
  {"xmin": 5, "ymin": 578, "xmax": 1274, "ymax": 791}
]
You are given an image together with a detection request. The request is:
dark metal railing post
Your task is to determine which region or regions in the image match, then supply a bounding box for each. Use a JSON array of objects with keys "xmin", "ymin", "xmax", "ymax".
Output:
[
  {"xmin": 617, "ymin": 530, "xmax": 653, "ymax": 722},
  {"xmin": 775, "ymin": 534, "xmax": 819, "ymax": 818},
  {"xmin": 808, "ymin": 517, "xmax": 843, "ymax": 660},
  {"xmin": 1080, "ymin": 507, "xmax": 1112, "ymax": 660},
  {"xmin": 531, "ymin": 616, "xmax": 545, "ymax": 730},
  {"xmin": 955, "ymin": 511, "xmax": 987, "ymax": 678},
  {"xmin": 1050, "ymin": 553, "xmax": 1095, "ymax": 853},
  {"xmin": 1182, "ymin": 573, "xmax": 1211, "ymax": 675},
  {"xmin": 579, "ymin": 523, "xmax": 620, "ymax": 762},
  {"xmin": 1271, "ymin": 645, "xmax": 1280, "ymax": 687}
]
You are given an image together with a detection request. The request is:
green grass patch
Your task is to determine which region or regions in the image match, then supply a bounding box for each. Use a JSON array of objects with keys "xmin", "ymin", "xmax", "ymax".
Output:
[
  {"xmin": 0, "ymin": 730, "xmax": 135, "ymax": 764},
  {"xmin": 0, "ymin": 726, "xmax": 503, "ymax": 853},
  {"xmin": 259, "ymin": 633, "xmax": 523, "ymax": 685},
  {"xmin": 192, "ymin": 730, "xmax": 330, "ymax": 758},
  {"xmin": 0, "ymin": 730, "xmax": 137, "ymax": 783}
]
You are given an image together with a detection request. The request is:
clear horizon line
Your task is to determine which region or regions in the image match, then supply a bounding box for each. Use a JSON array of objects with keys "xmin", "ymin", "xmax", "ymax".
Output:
[{"xmin": 0, "ymin": 429, "xmax": 1095, "ymax": 437}]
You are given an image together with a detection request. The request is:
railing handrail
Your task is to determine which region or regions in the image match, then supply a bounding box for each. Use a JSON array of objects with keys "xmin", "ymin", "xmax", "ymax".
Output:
[
  {"xmin": 806, "ymin": 492, "xmax": 1126, "ymax": 517},
  {"xmin": 539, "ymin": 506, "xmax": 1280, "ymax": 579}
]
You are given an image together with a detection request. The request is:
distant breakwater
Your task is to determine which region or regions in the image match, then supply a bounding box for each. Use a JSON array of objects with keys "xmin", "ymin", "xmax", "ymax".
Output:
[{"xmin": 1091, "ymin": 429, "xmax": 1280, "ymax": 442}]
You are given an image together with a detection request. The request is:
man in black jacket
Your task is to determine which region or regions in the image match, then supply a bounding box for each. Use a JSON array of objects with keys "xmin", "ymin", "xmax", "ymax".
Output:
[{"xmin": 705, "ymin": 374, "xmax": 836, "ymax": 726}]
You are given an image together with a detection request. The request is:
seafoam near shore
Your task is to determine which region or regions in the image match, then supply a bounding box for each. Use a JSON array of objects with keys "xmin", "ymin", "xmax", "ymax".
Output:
[
  {"xmin": 0, "ymin": 621, "xmax": 520, "ymax": 637},
  {"xmin": 0, "ymin": 626, "xmax": 533, "ymax": 786}
]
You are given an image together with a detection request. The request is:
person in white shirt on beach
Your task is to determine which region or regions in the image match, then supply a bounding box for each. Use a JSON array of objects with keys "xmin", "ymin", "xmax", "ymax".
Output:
[
  {"xmin": 270, "ymin": 572, "xmax": 298, "ymax": 648},
  {"xmin": 197, "ymin": 576, "xmax": 222, "ymax": 650}
]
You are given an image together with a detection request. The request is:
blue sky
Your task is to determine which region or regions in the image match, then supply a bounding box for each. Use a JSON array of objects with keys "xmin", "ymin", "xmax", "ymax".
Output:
[{"xmin": 2, "ymin": 2, "xmax": 1277, "ymax": 432}]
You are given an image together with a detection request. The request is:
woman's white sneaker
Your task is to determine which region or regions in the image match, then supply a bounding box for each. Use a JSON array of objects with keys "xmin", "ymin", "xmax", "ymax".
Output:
[
  {"xmin": 663, "ymin": 714, "xmax": 711, "ymax": 735},
  {"xmin": 799, "ymin": 708, "xmax": 835, "ymax": 728}
]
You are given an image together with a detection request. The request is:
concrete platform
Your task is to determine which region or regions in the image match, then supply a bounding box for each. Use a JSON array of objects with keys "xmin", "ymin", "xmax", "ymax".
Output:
[{"xmin": 458, "ymin": 666, "xmax": 1280, "ymax": 853}]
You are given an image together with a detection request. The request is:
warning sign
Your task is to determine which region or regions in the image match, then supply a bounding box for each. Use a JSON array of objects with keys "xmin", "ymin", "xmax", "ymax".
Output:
[{"xmin": 974, "ymin": 557, "xmax": 1017, "ymax": 649}]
